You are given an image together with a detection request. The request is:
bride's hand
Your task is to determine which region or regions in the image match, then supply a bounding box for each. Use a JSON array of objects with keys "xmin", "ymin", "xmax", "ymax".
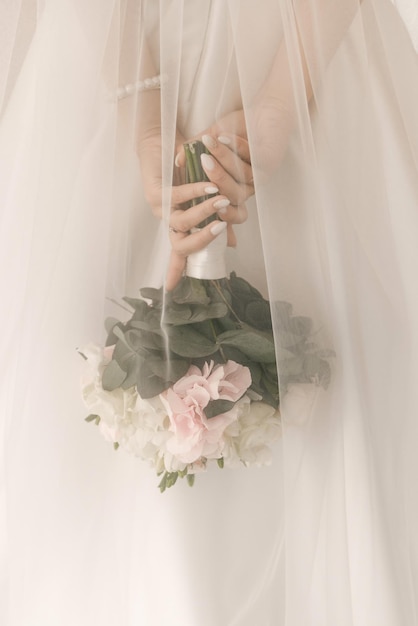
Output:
[
  {"xmin": 166, "ymin": 183, "xmax": 248, "ymax": 291},
  {"xmin": 138, "ymin": 129, "xmax": 248, "ymax": 290},
  {"xmin": 138, "ymin": 131, "xmax": 247, "ymax": 223},
  {"xmin": 175, "ymin": 110, "xmax": 254, "ymax": 207}
]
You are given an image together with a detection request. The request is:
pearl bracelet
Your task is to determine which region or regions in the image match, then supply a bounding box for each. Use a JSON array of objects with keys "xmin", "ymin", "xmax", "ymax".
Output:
[{"xmin": 116, "ymin": 74, "xmax": 164, "ymax": 100}]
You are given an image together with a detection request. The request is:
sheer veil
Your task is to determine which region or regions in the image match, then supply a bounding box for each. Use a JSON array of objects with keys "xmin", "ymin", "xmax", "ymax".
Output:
[{"xmin": 1, "ymin": 1, "xmax": 418, "ymax": 624}]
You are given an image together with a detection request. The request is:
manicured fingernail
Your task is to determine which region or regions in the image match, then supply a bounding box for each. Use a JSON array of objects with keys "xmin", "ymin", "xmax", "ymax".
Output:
[
  {"xmin": 202, "ymin": 134, "xmax": 217, "ymax": 149},
  {"xmin": 213, "ymin": 198, "xmax": 230, "ymax": 211},
  {"xmin": 210, "ymin": 221, "xmax": 227, "ymax": 236},
  {"xmin": 175, "ymin": 153, "xmax": 181, "ymax": 167},
  {"xmin": 218, "ymin": 135, "xmax": 231, "ymax": 145},
  {"xmin": 204, "ymin": 185, "xmax": 219, "ymax": 194},
  {"xmin": 201, "ymin": 153, "xmax": 215, "ymax": 171}
]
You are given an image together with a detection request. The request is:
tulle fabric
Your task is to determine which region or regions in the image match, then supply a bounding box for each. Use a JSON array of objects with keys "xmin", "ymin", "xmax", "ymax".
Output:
[{"xmin": 1, "ymin": 1, "xmax": 418, "ymax": 624}]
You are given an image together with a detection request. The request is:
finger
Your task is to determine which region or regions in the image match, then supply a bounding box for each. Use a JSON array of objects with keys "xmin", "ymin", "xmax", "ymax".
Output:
[
  {"xmin": 200, "ymin": 153, "xmax": 254, "ymax": 205},
  {"xmin": 170, "ymin": 196, "xmax": 231, "ymax": 232},
  {"xmin": 175, "ymin": 134, "xmax": 251, "ymax": 170},
  {"xmin": 170, "ymin": 181, "xmax": 219, "ymax": 208},
  {"xmin": 170, "ymin": 220, "xmax": 227, "ymax": 257},
  {"xmin": 216, "ymin": 134, "xmax": 251, "ymax": 164},
  {"xmin": 175, "ymin": 109, "xmax": 248, "ymax": 166},
  {"xmin": 165, "ymin": 251, "xmax": 186, "ymax": 292},
  {"xmin": 227, "ymin": 224, "xmax": 237, "ymax": 248},
  {"xmin": 211, "ymin": 203, "xmax": 248, "ymax": 225},
  {"xmin": 202, "ymin": 134, "xmax": 253, "ymax": 184}
]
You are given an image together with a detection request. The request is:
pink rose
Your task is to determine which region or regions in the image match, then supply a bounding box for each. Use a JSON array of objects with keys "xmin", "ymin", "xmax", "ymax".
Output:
[{"xmin": 160, "ymin": 361, "xmax": 251, "ymax": 464}]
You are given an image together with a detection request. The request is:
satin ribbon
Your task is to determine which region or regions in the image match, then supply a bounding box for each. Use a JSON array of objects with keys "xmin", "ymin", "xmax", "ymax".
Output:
[{"xmin": 186, "ymin": 228, "xmax": 227, "ymax": 279}]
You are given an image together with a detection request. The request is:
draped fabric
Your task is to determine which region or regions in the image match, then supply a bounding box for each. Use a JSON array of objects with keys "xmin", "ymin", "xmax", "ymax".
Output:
[{"xmin": 1, "ymin": 1, "xmax": 418, "ymax": 624}]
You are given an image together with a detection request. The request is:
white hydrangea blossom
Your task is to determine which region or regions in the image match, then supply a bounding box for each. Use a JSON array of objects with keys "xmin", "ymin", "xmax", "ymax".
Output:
[{"xmin": 81, "ymin": 344, "xmax": 281, "ymax": 476}]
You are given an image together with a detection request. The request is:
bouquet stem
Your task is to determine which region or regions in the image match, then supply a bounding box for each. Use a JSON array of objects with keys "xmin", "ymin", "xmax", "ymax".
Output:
[{"xmin": 184, "ymin": 140, "xmax": 227, "ymax": 280}]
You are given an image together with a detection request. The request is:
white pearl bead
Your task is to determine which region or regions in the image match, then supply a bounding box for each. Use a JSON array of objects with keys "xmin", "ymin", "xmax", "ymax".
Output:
[{"xmin": 115, "ymin": 74, "xmax": 162, "ymax": 100}]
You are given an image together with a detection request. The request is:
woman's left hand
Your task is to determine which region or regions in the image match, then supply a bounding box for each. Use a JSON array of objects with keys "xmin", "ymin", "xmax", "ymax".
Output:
[
  {"xmin": 175, "ymin": 110, "xmax": 254, "ymax": 207},
  {"xmin": 166, "ymin": 185, "xmax": 247, "ymax": 291}
]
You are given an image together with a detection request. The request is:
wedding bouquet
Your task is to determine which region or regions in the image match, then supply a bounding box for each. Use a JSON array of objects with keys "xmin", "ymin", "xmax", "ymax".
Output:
[{"xmin": 80, "ymin": 142, "xmax": 332, "ymax": 491}]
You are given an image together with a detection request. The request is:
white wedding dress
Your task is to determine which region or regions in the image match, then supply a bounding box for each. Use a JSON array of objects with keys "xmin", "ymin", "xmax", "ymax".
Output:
[{"xmin": 1, "ymin": 1, "xmax": 418, "ymax": 625}]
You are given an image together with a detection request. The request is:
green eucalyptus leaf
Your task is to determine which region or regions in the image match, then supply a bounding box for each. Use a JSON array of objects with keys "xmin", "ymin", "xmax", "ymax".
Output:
[
  {"xmin": 130, "ymin": 327, "xmax": 164, "ymax": 350},
  {"xmin": 220, "ymin": 344, "xmax": 249, "ymax": 365},
  {"xmin": 167, "ymin": 472, "xmax": 179, "ymax": 488},
  {"xmin": 276, "ymin": 330, "xmax": 302, "ymax": 349},
  {"xmin": 204, "ymin": 302, "xmax": 229, "ymax": 320},
  {"xmin": 112, "ymin": 325, "xmax": 131, "ymax": 346},
  {"xmin": 245, "ymin": 300, "xmax": 272, "ymax": 330},
  {"xmin": 128, "ymin": 320, "xmax": 152, "ymax": 332},
  {"xmin": 263, "ymin": 361, "xmax": 278, "ymax": 377},
  {"xmin": 102, "ymin": 359, "xmax": 127, "ymax": 391},
  {"xmin": 168, "ymin": 326, "xmax": 217, "ymax": 358},
  {"xmin": 112, "ymin": 338, "xmax": 133, "ymax": 365},
  {"xmin": 120, "ymin": 354, "xmax": 141, "ymax": 389},
  {"xmin": 104, "ymin": 316, "xmax": 122, "ymax": 334},
  {"xmin": 122, "ymin": 296, "xmax": 148, "ymax": 312},
  {"xmin": 139, "ymin": 286, "xmax": 164, "ymax": 303},
  {"xmin": 317, "ymin": 360, "xmax": 332, "ymax": 389},
  {"xmin": 158, "ymin": 473, "xmax": 168, "ymax": 493},
  {"xmin": 259, "ymin": 391, "xmax": 279, "ymax": 409},
  {"xmin": 190, "ymin": 320, "xmax": 216, "ymax": 341},
  {"xmin": 216, "ymin": 316, "xmax": 238, "ymax": 332},
  {"xmin": 261, "ymin": 374, "xmax": 279, "ymax": 399},
  {"xmin": 303, "ymin": 354, "xmax": 322, "ymax": 377},
  {"xmin": 302, "ymin": 355, "xmax": 332, "ymax": 389},
  {"xmin": 273, "ymin": 300, "xmax": 293, "ymax": 319},
  {"xmin": 123, "ymin": 329, "xmax": 152, "ymax": 357},
  {"xmin": 229, "ymin": 272, "xmax": 262, "ymax": 298},
  {"xmin": 144, "ymin": 307, "xmax": 163, "ymax": 329},
  {"xmin": 172, "ymin": 277, "xmax": 210, "ymax": 305},
  {"xmin": 162, "ymin": 303, "xmax": 193, "ymax": 325},
  {"xmin": 217, "ymin": 329, "xmax": 277, "ymax": 363},
  {"xmin": 279, "ymin": 356, "xmax": 304, "ymax": 377},
  {"xmin": 136, "ymin": 371, "xmax": 170, "ymax": 399},
  {"xmin": 147, "ymin": 358, "xmax": 189, "ymax": 383},
  {"xmin": 248, "ymin": 362, "xmax": 262, "ymax": 386},
  {"xmin": 205, "ymin": 399, "xmax": 236, "ymax": 419},
  {"xmin": 85, "ymin": 414, "xmax": 100, "ymax": 423},
  {"xmin": 289, "ymin": 316, "xmax": 313, "ymax": 337}
]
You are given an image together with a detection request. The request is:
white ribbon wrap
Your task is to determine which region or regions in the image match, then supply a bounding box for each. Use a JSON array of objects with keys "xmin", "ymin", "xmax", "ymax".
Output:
[{"xmin": 186, "ymin": 227, "xmax": 228, "ymax": 280}]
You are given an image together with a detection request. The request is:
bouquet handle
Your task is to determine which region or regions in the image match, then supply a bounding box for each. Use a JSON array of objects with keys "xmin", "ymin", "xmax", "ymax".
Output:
[{"xmin": 186, "ymin": 226, "xmax": 228, "ymax": 280}]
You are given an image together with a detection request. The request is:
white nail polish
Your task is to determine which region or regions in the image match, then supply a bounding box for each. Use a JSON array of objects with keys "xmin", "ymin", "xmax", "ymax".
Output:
[
  {"xmin": 213, "ymin": 198, "xmax": 230, "ymax": 209},
  {"xmin": 201, "ymin": 153, "xmax": 215, "ymax": 171},
  {"xmin": 174, "ymin": 153, "xmax": 181, "ymax": 167},
  {"xmin": 210, "ymin": 221, "xmax": 227, "ymax": 236},
  {"xmin": 218, "ymin": 135, "xmax": 231, "ymax": 145},
  {"xmin": 204, "ymin": 185, "xmax": 219, "ymax": 194},
  {"xmin": 202, "ymin": 134, "xmax": 217, "ymax": 149}
]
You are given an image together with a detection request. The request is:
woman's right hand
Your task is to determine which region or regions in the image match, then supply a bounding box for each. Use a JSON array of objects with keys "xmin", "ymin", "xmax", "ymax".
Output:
[
  {"xmin": 175, "ymin": 110, "xmax": 255, "ymax": 208},
  {"xmin": 137, "ymin": 129, "xmax": 248, "ymax": 290}
]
